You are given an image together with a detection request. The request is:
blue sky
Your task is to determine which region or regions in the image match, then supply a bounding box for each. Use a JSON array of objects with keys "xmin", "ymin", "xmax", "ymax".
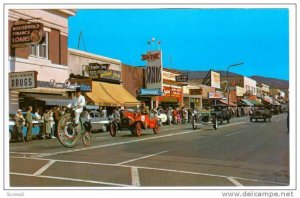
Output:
[{"xmin": 68, "ymin": 9, "xmax": 289, "ymax": 80}]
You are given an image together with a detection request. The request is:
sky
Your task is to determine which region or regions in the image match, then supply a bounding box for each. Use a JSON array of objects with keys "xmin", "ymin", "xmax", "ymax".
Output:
[{"xmin": 68, "ymin": 9, "xmax": 289, "ymax": 80}]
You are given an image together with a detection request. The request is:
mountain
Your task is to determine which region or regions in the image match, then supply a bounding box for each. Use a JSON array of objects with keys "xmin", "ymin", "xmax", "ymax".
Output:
[
  {"xmin": 184, "ymin": 70, "xmax": 289, "ymax": 89},
  {"xmin": 250, "ymin": 76, "xmax": 289, "ymax": 89}
]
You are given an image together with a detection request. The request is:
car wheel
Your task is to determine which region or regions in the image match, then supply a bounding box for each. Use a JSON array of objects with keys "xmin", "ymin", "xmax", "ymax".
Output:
[
  {"xmin": 227, "ymin": 118, "xmax": 230, "ymax": 124},
  {"xmin": 109, "ymin": 123, "xmax": 117, "ymax": 137},
  {"xmin": 250, "ymin": 118, "xmax": 252, "ymax": 122},
  {"xmin": 135, "ymin": 122, "xmax": 142, "ymax": 137},
  {"xmin": 153, "ymin": 123, "xmax": 160, "ymax": 134}
]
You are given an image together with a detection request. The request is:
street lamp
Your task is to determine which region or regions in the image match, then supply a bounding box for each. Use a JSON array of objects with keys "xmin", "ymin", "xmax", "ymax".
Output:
[{"xmin": 227, "ymin": 62, "xmax": 244, "ymax": 109}]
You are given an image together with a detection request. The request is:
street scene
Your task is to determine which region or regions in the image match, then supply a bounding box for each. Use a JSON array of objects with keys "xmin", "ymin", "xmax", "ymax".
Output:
[
  {"xmin": 5, "ymin": 6, "xmax": 291, "ymax": 190},
  {"xmin": 10, "ymin": 113, "xmax": 289, "ymax": 187}
]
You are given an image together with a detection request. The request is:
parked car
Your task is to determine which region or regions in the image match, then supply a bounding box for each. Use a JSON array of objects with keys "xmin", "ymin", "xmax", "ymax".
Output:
[
  {"xmin": 89, "ymin": 110, "xmax": 111, "ymax": 132},
  {"xmin": 250, "ymin": 107, "xmax": 272, "ymax": 122},
  {"xmin": 157, "ymin": 109, "xmax": 168, "ymax": 123}
]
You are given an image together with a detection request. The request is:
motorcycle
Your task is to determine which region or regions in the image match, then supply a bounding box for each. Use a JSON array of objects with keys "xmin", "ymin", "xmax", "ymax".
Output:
[{"xmin": 57, "ymin": 108, "xmax": 92, "ymax": 148}]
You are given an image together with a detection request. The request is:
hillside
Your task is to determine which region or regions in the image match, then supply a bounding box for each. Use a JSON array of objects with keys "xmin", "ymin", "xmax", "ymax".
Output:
[{"xmin": 250, "ymin": 76, "xmax": 289, "ymax": 89}]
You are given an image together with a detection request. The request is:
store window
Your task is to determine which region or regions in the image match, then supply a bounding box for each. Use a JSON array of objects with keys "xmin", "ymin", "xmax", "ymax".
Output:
[{"xmin": 30, "ymin": 32, "xmax": 48, "ymax": 59}]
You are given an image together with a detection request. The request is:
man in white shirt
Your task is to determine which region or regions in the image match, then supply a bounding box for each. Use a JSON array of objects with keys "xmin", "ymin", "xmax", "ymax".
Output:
[{"xmin": 67, "ymin": 87, "xmax": 86, "ymax": 126}]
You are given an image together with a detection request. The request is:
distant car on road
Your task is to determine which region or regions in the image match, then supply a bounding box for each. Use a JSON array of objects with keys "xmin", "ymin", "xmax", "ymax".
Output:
[{"xmin": 250, "ymin": 107, "xmax": 272, "ymax": 122}]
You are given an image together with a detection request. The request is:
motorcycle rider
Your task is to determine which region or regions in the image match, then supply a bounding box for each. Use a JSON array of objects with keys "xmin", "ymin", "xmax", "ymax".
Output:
[{"xmin": 67, "ymin": 87, "xmax": 86, "ymax": 127}]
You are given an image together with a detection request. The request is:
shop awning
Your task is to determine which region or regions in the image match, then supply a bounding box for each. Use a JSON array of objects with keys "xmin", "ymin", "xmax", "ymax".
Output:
[
  {"xmin": 239, "ymin": 99, "xmax": 254, "ymax": 106},
  {"xmin": 248, "ymin": 99, "xmax": 263, "ymax": 106},
  {"xmin": 262, "ymin": 98, "xmax": 273, "ymax": 105},
  {"xmin": 272, "ymin": 100, "xmax": 281, "ymax": 106},
  {"xmin": 86, "ymin": 81, "xmax": 140, "ymax": 106},
  {"xmin": 218, "ymin": 99, "xmax": 237, "ymax": 107},
  {"xmin": 23, "ymin": 93, "xmax": 71, "ymax": 106}
]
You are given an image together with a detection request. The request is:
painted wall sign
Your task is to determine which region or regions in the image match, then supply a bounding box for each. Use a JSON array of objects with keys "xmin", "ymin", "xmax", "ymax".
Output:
[{"xmin": 9, "ymin": 71, "xmax": 38, "ymax": 89}]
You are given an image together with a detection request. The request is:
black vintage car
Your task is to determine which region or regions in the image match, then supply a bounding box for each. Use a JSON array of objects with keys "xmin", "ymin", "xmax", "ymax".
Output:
[
  {"xmin": 250, "ymin": 107, "xmax": 272, "ymax": 122},
  {"xmin": 211, "ymin": 106, "xmax": 231, "ymax": 124}
]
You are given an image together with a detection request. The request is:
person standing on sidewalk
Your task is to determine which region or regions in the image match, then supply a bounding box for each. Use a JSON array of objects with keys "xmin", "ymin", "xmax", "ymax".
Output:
[
  {"xmin": 14, "ymin": 109, "xmax": 25, "ymax": 142},
  {"xmin": 25, "ymin": 106, "xmax": 33, "ymax": 142},
  {"xmin": 53, "ymin": 106, "xmax": 61, "ymax": 137}
]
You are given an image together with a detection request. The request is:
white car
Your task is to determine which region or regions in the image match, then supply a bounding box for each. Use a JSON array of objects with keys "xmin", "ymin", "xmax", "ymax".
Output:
[
  {"xmin": 157, "ymin": 110, "xmax": 168, "ymax": 123},
  {"xmin": 89, "ymin": 110, "xmax": 111, "ymax": 132}
]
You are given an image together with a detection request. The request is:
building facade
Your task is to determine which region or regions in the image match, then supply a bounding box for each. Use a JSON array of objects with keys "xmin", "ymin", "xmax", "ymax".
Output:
[{"xmin": 8, "ymin": 9, "xmax": 76, "ymax": 113}]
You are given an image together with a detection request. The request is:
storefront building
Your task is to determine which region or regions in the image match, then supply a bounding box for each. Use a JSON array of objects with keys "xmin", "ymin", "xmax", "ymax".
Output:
[
  {"xmin": 9, "ymin": 9, "xmax": 76, "ymax": 113},
  {"xmin": 68, "ymin": 49, "xmax": 139, "ymax": 107},
  {"xmin": 183, "ymin": 82, "xmax": 202, "ymax": 109}
]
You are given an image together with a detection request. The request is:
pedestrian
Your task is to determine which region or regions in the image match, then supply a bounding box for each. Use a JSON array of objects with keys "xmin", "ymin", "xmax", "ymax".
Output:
[
  {"xmin": 34, "ymin": 108, "xmax": 42, "ymax": 120},
  {"xmin": 14, "ymin": 109, "xmax": 25, "ymax": 142},
  {"xmin": 177, "ymin": 108, "xmax": 182, "ymax": 124},
  {"xmin": 172, "ymin": 108, "xmax": 178, "ymax": 124},
  {"xmin": 25, "ymin": 106, "xmax": 33, "ymax": 142},
  {"xmin": 49, "ymin": 109, "xmax": 56, "ymax": 139},
  {"xmin": 102, "ymin": 107, "xmax": 107, "ymax": 118},
  {"xmin": 53, "ymin": 106, "xmax": 61, "ymax": 137},
  {"xmin": 167, "ymin": 107, "xmax": 173, "ymax": 125},
  {"xmin": 43, "ymin": 110, "xmax": 52, "ymax": 139}
]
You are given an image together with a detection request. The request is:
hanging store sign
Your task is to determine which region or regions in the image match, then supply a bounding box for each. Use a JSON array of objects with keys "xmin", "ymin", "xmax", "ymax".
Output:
[
  {"xmin": 9, "ymin": 71, "xmax": 38, "ymax": 89},
  {"xmin": 175, "ymin": 75, "xmax": 188, "ymax": 82},
  {"xmin": 11, "ymin": 21, "xmax": 45, "ymax": 48},
  {"xmin": 211, "ymin": 70, "xmax": 221, "ymax": 89},
  {"xmin": 85, "ymin": 63, "xmax": 110, "ymax": 71},
  {"xmin": 138, "ymin": 88, "xmax": 163, "ymax": 96},
  {"xmin": 236, "ymin": 86, "xmax": 244, "ymax": 97},
  {"xmin": 144, "ymin": 50, "xmax": 163, "ymax": 89},
  {"xmin": 141, "ymin": 52, "xmax": 161, "ymax": 61},
  {"xmin": 208, "ymin": 92, "xmax": 223, "ymax": 99}
]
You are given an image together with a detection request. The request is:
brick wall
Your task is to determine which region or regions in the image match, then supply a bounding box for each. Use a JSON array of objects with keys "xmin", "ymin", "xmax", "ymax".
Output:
[{"xmin": 122, "ymin": 64, "xmax": 145, "ymax": 97}]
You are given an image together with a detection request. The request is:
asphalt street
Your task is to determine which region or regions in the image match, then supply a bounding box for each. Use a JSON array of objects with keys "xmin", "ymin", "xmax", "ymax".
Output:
[{"xmin": 8, "ymin": 113, "xmax": 289, "ymax": 187}]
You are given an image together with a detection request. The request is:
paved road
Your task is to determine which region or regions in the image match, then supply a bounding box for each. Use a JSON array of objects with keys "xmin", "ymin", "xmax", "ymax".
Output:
[{"xmin": 9, "ymin": 114, "xmax": 289, "ymax": 187}]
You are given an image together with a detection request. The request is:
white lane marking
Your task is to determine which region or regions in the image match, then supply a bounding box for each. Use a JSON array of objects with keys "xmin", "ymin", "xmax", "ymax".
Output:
[
  {"xmin": 227, "ymin": 177, "xmax": 243, "ymax": 186},
  {"xmin": 10, "ymin": 172, "xmax": 131, "ymax": 187},
  {"xmin": 261, "ymin": 124, "xmax": 266, "ymax": 127},
  {"xmin": 117, "ymin": 150, "xmax": 170, "ymax": 165},
  {"xmin": 10, "ymin": 152, "xmax": 41, "ymax": 155},
  {"xmin": 10, "ymin": 156, "xmax": 288, "ymax": 186},
  {"xmin": 33, "ymin": 160, "xmax": 56, "ymax": 176},
  {"xmin": 131, "ymin": 167, "xmax": 140, "ymax": 186},
  {"xmin": 219, "ymin": 122, "xmax": 247, "ymax": 128},
  {"xmin": 32, "ymin": 122, "xmax": 246, "ymax": 158},
  {"xmin": 225, "ymin": 130, "xmax": 244, "ymax": 137}
]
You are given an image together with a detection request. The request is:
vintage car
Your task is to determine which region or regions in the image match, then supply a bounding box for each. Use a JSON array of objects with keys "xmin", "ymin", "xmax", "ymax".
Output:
[
  {"xmin": 191, "ymin": 109, "xmax": 218, "ymax": 130},
  {"xmin": 250, "ymin": 107, "xmax": 272, "ymax": 122},
  {"xmin": 211, "ymin": 105, "xmax": 231, "ymax": 124},
  {"xmin": 109, "ymin": 103, "xmax": 161, "ymax": 137}
]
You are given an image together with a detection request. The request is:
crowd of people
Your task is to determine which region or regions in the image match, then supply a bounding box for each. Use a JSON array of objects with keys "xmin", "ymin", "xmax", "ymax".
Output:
[{"xmin": 12, "ymin": 105, "xmax": 68, "ymax": 142}]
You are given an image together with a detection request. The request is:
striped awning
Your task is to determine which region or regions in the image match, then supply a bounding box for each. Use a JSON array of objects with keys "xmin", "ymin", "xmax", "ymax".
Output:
[{"xmin": 23, "ymin": 93, "xmax": 71, "ymax": 106}]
